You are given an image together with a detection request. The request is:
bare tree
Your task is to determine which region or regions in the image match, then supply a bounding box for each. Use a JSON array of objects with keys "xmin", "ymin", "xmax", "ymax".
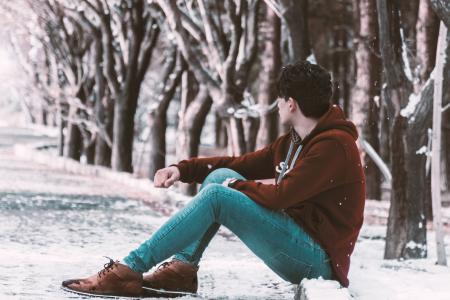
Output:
[
  {"xmin": 415, "ymin": 0, "xmax": 439, "ymax": 92},
  {"xmin": 157, "ymin": 0, "xmax": 260, "ymax": 155},
  {"xmin": 377, "ymin": 0, "xmax": 439, "ymax": 259},
  {"xmin": 147, "ymin": 48, "xmax": 185, "ymax": 178},
  {"xmin": 351, "ymin": 0, "xmax": 381, "ymax": 200},
  {"xmin": 78, "ymin": 0, "xmax": 161, "ymax": 172},
  {"xmin": 256, "ymin": 5, "xmax": 281, "ymax": 149}
]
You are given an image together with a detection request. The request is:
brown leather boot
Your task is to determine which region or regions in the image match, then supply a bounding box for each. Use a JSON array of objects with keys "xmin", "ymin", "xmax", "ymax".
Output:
[
  {"xmin": 142, "ymin": 259, "xmax": 199, "ymax": 297},
  {"xmin": 62, "ymin": 258, "xmax": 143, "ymax": 297}
]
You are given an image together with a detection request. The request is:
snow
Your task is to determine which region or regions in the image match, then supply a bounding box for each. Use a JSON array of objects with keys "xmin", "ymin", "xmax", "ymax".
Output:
[
  {"xmin": 373, "ymin": 95, "xmax": 380, "ymax": 108},
  {"xmin": 400, "ymin": 92, "xmax": 421, "ymax": 118},
  {"xmin": 415, "ymin": 145, "xmax": 428, "ymax": 155},
  {"xmin": 227, "ymin": 107, "xmax": 235, "ymax": 114},
  {"xmin": 399, "ymin": 28, "xmax": 414, "ymax": 82},
  {"xmin": 306, "ymin": 53, "xmax": 317, "ymax": 64},
  {"xmin": 301, "ymin": 278, "xmax": 351, "ymax": 300},
  {"xmin": 3, "ymin": 127, "xmax": 450, "ymax": 300},
  {"xmin": 348, "ymin": 223, "xmax": 450, "ymax": 300}
]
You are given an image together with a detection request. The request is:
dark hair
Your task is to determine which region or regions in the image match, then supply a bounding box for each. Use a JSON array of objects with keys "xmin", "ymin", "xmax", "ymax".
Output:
[{"xmin": 277, "ymin": 61, "xmax": 332, "ymax": 118}]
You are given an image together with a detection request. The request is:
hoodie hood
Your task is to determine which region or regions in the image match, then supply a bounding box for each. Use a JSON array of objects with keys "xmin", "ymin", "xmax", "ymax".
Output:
[{"xmin": 293, "ymin": 104, "xmax": 358, "ymax": 146}]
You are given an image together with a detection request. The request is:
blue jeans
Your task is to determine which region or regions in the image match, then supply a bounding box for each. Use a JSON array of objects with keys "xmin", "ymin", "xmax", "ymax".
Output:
[{"xmin": 123, "ymin": 168, "xmax": 332, "ymax": 284}]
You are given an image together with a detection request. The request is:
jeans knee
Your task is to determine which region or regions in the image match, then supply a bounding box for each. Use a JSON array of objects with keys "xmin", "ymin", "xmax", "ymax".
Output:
[
  {"xmin": 198, "ymin": 183, "xmax": 231, "ymax": 209},
  {"xmin": 201, "ymin": 168, "xmax": 243, "ymax": 190},
  {"xmin": 200, "ymin": 182, "xmax": 226, "ymax": 195}
]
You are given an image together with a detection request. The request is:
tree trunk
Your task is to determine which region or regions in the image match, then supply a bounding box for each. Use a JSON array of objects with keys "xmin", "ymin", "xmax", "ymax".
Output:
[
  {"xmin": 379, "ymin": 99, "xmax": 391, "ymax": 166},
  {"xmin": 147, "ymin": 110, "xmax": 167, "ymax": 178},
  {"xmin": 57, "ymin": 111, "xmax": 65, "ymax": 157},
  {"xmin": 147, "ymin": 50, "xmax": 183, "ymax": 179},
  {"xmin": 64, "ymin": 122, "xmax": 82, "ymax": 161},
  {"xmin": 226, "ymin": 117, "xmax": 247, "ymax": 155},
  {"xmin": 111, "ymin": 100, "xmax": 137, "ymax": 173},
  {"xmin": 244, "ymin": 117, "xmax": 260, "ymax": 152},
  {"xmin": 415, "ymin": 0, "xmax": 439, "ymax": 92},
  {"xmin": 377, "ymin": 0, "xmax": 427, "ymax": 259},
  {"xmin": 398, "ymin": 0, "xmax": 420, "ymax": 55},
  {"xmin": 215, "ymin": 111, "xmax": 228, "ymax": 148},
  {"xmin": 256, "ymin": 5, "xmax": 281, "ymax": 150},
  {"xmin": 84, "ymin": 139, "xmax": 96, "ymax": 165},
  {"xmin": 441, "ymin": 29, "xmax": 450, "ymax": 190},
  {"xmin": 176, "ymin": 86, "xmax": 212, "ymax": 195},
  {"xmin": 279, "ymin": 0, "xmax": 311, "ymax": 62},
  {"xmin": 93, "ymin": 34, "xmax": 113, "ymax": 168},
  {"xmin": 94, "ymin": 97, "xmax": 114, "ymax": 167},
  {"xmin": 351, "ymin": 0, "xmax": 382, "ymax": 200},
  {"xmin": 64, "ymin": 103, "xmax": 82, "ymax": 161}
]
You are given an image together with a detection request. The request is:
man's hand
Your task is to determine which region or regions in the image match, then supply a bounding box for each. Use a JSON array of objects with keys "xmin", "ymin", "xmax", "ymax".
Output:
[{"xmin": 153, "ymin": 166, "xmax": 180, "ymax": 188}]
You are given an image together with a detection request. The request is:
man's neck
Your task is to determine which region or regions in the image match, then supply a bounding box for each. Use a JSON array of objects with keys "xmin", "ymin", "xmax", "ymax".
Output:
[{"xmin": 292, "ymin": 117, "xmax": 319, "ymax": 140}]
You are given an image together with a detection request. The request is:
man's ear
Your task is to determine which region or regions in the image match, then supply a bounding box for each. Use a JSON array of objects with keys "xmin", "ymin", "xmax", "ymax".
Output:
[{"xmin": 288, "ymin": 97, "xmax": 297, "ymax": 111}]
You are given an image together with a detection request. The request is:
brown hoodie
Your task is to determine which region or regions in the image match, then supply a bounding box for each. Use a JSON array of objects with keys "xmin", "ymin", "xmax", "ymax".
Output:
[{"xmin": 173, "ymin": 104, "xmax": 365, "ymax": 287}]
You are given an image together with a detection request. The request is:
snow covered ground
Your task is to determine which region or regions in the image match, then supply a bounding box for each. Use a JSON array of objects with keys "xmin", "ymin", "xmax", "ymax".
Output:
[{"xmin": 1, "ymin": 125, "xmax": 450, "ymax": 299}]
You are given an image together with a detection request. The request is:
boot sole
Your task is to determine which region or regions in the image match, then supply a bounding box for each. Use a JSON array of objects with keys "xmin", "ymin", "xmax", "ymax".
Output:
[
  {"xmin": 61, "ymin": 285, "xmax": 200, "ymax": 299},
  {"xmin": 141, "ymin": 286, "xmax": 199, "ymax": 298}
]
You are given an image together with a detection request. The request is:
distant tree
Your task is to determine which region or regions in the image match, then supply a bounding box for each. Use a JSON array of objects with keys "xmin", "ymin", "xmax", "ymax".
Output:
[
  {"xmin": 256, "ymin": 4, "xmax": 281, "ymax": 150},
  {"xmin": 351, "ymin": 0, "xmax": 382, "ymax": 200},
  {"xmin": 147, "ymin": 47, "xmax": 184, "ymax": 178},
  {"xmin": 376, "ymin": 0, "xmax": 449, "ymax": 259},
  {"xmin": 157, "ymin": 0, "xmax": 260, "ymax": 155},
  {"xmin": 77, "ymin": 0, "xmax": 161, "ymax": 172}
]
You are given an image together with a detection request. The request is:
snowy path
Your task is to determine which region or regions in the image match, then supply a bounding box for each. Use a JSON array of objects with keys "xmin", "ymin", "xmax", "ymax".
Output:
[
  {"xmin": 1, "ymin": 126, "xmax": 450, "ymax": 299},
  {"xmin": 0, "ymin": 127, "xmax": 296, "ymax": 299}
]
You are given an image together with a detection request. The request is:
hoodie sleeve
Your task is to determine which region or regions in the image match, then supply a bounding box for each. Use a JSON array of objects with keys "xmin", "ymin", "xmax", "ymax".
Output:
[
  {"xmin": 171, "ymin": 136, "xmax": 285, "ymax": 184},
  {"xmin": 230, "ymin": 139, "xmax": 348, "ymax": 210}
]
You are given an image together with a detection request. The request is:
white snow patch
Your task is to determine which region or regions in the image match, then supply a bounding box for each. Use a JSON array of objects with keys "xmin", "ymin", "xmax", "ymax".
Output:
[
  {"xmin": 300, "ymin": 278, "xmax": 351, "ymax": 300},
  {"xmin": 306, "ymin": 53, "xmax": 317, "ymax": 64},
  {"xmin": 400, "ymin": 92, "xmax": 421, "ymax": 118},
  {"xmin": 405, "ymin": 240, "xmax": 427, "ymax": 250},
  {"xmin": 400, "ymin": 28, "xmax": 414, "ymax": 82},
  {"xmin": 373, "ymin": 95, "xmax": 380, "ymax": 108},
  {"xmin": 415, "ymin": 145, "xmax": 428, "ymax": 155},
  {"xmin": 226, "ymin": 107, "xmax": 235, "ymax": 114}
]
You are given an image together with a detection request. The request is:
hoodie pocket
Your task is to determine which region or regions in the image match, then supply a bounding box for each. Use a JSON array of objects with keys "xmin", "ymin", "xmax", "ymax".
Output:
[{"xmin": 266, "ymin": 251, "xmax": 312, "ymax": 284}]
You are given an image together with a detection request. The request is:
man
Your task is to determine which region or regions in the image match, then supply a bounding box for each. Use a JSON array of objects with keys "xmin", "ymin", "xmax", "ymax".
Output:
[{"xmin": 62, "ymin": 61, "xmax": 365, "ymax": 297}]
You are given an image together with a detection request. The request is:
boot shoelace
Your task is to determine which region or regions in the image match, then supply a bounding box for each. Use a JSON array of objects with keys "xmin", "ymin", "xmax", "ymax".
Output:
[
  {"xmin": 98, "ymin": 256, "xmax": 116, "ymax": 278},
  {"xmin": 155, "ymin": 261, "xmax": 174, "ymax": 273}
]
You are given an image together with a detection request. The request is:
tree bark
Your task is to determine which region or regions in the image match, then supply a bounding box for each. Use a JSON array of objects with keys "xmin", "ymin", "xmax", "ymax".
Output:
[
  {"xmin": 415, "ymin": 0, "xmax": 439, "ymax": 92},
  {"xmin": 351, "ymin": 0, "xmax": 381, "ymax": 200},
  {"xmin": 84, "ymin": 139, "xmax": 96, "ymax": 165},
  {"xmin": 96, "ymin": 1, "xmax": 160, "ymax": 173},
  {"xmin": 256, "ymin": 5, "xmax": 281, "ymax": 150},
  {"xmin": 279, "ymin": 0, "xmax": 311, "ymax": 61},
  {"xmin": 147, "ymin": 110, "xmax": 167, "ymax": 179},
  {"xmin": 377, "ymin": 0, "xmax": 427, "ymax": 259},
  {"xmin": 94, "ymin": 96, "xmax": 114, "ymax": 167},
  {"xmin": 429, "ymin": 0, "xmax": 450, "ymax": 28},
  {"xmin": 111, "ymin": 102, "xmax": 137, "ymax": 172},
  {"xmin": 398, "ymin": 0, "xmax": 420, "ymax": 54},
  {"xmin": 64, "ymin": 119, "xmax": 82, "ymax": 161},
  {"xmin": 57, "ymin": 108, "xmax": 66, "ymax": 157},
  {"xmin": 176, "ymin": 85, "xmax": 212, "ymax": 195},
  {"xmin": 148, "ymin": 51, "xmax": 183, "ymax": 179},
  {"xmin": 215, "ymin": 111, "xmax": 228, "ymax": 148}
]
